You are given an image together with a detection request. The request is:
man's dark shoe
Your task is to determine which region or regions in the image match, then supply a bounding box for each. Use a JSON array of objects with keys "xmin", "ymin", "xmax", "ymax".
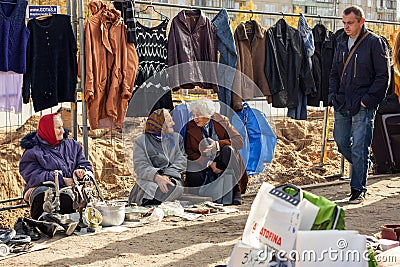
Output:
[
  {"xmin": 39, "ymin": 213, "xmax": 78, "ymax": 236},
  {"xmin": 348, "ymin": 190, "xmax": 365, "ymax": 204},
  {"xmin": 14, "ymin": 217, "xmax": 40, "ymax": 241},
  {"xmin": 23, "ymin": 217, "xmax": 58, "ymax": 238},
  {"xmin": 232, "ymin": 185, "xmax": 242, "ymax": 205}
]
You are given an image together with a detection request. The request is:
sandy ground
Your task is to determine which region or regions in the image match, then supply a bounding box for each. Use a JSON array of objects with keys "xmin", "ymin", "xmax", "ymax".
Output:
[{"xmin": 1, "ymin": 174, "xmax": 399, "ymax": 266}]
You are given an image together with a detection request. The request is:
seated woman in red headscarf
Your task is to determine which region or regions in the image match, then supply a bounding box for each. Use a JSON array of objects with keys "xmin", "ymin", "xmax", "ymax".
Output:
[
  {"xmin": 128, "ymin": 109, "xmax": 186, "ymax": 206},
  {"xmin": 19, "ymin": 113, "xmax": 93, "ymax": 219}
]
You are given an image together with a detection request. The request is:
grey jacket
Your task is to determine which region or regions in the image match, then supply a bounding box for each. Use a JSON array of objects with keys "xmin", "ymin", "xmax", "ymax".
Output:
[{"xmin": 129, "ymin": 132, "xmax": 186, "ymax": 205}]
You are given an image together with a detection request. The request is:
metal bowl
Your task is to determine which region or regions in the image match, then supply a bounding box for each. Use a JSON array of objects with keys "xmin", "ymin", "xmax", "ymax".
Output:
[
  {"xmin": 94, "ymin": 202, "xmax": 125, "ymax": 227},
  {"xmin": 125, "ymin": 206, "xmax": 149, "ymax": 222}
]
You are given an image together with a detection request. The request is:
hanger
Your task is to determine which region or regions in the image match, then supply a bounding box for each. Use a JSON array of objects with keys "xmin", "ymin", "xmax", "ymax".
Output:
[
  {"xmin": 249, "ymin": 10, "xmax": 254, "ymax": 21},
  {"xmin": 135, "ymin": 3, "xmax": 168, "ymax": 21},
  {"xmin": 318, "ymin": 15, "xmax": 322, "ymax": 25},
  {"xmin": 0, "ymin": 0, "xmax": 16, "ymax": 4},
  {"xmin": 281, "ymin": 12, "xmax": 285, "ymax": 19},
  {"xmin": 36, "ymin": 14, "xmax": 53, "ymax": 20}
]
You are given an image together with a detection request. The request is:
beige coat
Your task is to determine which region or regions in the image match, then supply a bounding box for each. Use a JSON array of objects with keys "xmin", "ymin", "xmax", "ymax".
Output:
[
  {"xmin": 84, "ymin": 1, "xmax": 138, "ymax": 129},
  {"xmin": 232, "ymin": 21, "xmax": 272, "ymax": 111}
]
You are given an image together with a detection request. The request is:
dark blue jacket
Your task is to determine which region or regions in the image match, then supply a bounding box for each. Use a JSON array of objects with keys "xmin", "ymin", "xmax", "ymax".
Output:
[
  {"xmin": 328, "ymin": 26, "xmax": 389, "ymax": 115},
  {"xmin": 19, "ymin": 130, "xmax": 92, "ymax": 194},
  {"xmin": 212, "ymin": 9, "xmax": 238, "ymax": 116},
  {"xmin": 0, "ymin": 0, "xmax": 30, "ymax": 73}
]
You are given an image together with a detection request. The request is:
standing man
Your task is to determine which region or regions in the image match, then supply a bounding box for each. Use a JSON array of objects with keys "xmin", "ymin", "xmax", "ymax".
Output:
[{"xmin": 329, "ymin": 6, "xmax": 389, "ymax": 203}]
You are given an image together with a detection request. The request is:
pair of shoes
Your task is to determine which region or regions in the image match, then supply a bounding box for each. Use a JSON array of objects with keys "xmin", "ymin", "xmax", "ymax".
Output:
[
  {"xmin": 23, "ymin": 217, "xmax": 58, "ymax": 238},
  {"xmin": 39, "ymin": 213, "xmax": 78, "ymax": 236},
  {"xmin": 14, "ymin": 218, "xmax": 41, "ymax": 241},
  {"xmin": 348, "ymin": 190, "xmax": 365, "ymax": 204}
]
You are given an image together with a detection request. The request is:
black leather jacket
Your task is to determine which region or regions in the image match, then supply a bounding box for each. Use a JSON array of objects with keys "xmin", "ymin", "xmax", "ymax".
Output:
[
  {"xmin": 265, "ymin": 19, "xmax": 316, "ymax": 108},
  {"xmin": 329, "ymin": 26, "xmax": 390, "ymax": 115}
]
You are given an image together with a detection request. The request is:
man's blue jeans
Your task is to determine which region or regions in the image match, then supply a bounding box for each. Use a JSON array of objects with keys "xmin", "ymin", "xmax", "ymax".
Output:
[{"xmin": 333, "ymin": 107, "xmax": 376, "ymax": 192}]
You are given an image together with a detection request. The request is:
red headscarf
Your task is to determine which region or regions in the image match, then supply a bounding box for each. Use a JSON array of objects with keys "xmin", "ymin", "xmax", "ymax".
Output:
[{"xmin": 38, "ymin": 113, "xmax": 60, "ymax": 146}]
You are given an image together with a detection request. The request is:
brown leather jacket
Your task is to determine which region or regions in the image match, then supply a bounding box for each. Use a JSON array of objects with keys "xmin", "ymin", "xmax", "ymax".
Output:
[
  {"xmin": 167, "ymin": 9, "xmax": 218, "ymax": 91},
  {"xmin": 232, "ymin": 21, "xmax": 272, "ymax": 111},
  {"xmin": 185, "ymin": 113, "xmax": 249, "ymax": 193},
  {"xmin": 84, "ymin": 1, "xmax": 138, "ymax": 129}
]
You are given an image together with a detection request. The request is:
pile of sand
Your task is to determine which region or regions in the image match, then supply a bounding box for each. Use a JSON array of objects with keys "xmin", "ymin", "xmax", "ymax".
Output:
[{"xmin": 0, "ymin": 110, "xmax": 341, "ymax": 228}]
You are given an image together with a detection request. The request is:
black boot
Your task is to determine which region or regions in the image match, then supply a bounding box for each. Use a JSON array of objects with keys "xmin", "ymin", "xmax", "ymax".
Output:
[
  {"xmin": 23, "ymin": 217, "xmax": 58, "ymax": 238},
  {"xmin": 39, "ymin": 213, "xmax": 78, "ymax": 236},
  {"xmin": 14, "ymin": 217, "xmax": 41, "ymax": 241},
  {"xmin": 232, "ymin": 184, "xmax": 242, "ymax": 205}
]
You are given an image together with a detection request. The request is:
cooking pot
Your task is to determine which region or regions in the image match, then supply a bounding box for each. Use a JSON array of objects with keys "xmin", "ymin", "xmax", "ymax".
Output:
[{"xmin": 94, "ymin": 202, "xmax": 125, "ymax": 226}]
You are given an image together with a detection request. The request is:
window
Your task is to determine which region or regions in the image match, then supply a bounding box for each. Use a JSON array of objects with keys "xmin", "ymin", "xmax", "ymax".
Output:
[
  {"xmin": 158, "ymin": 0, "xmax": 168, "ymax": 3},
  {"xmin": 367, "ymin": 0, "xmax": 372, "ymax": 7},
  {"xmin": 386, "ymin": 13, "xmax": 394, "ymax": 20},
  {"xmin": 265, "ymin": 4, "xmax": 276, "ymax": 12},
  {"xmin": 221, "ymin": 0, "xmax": 235, "ymax": 8},
  {"xmin": 342, "ymin": 0, "xmax": 348, "ymax": 4},
  {"xmin": 305, "ymin": 6, "xmax": 317, "ymax": 15},
  {"xmin": 281, "ymin": 6, "xmax": 289, "ymax": 13},
  {"xmin": 265, "ymin": 18, "xmax": 275, "ymax": 26},
  {"xmin": 386, "ymin": 0, "xmax": 396, "ymax": 9}
]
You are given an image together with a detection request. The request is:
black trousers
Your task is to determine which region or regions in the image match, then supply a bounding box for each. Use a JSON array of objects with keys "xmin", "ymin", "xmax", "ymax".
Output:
[
  {"xmin": 30, "ymin": 192, "xmax": 75, "ymax": 219},
  {"xmin": 186, "ymin": 146, "xmax": 240, "ymax": 189}
]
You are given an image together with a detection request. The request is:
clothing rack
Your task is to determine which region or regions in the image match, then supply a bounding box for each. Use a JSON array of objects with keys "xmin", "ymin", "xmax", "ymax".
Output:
[
  {"xmin": 132, "ymin": 0, "xmax": 400, "ymax": 26},
  {"xmin": 77, "ymin": 0, "xmax": 400, "ymax": 174}
]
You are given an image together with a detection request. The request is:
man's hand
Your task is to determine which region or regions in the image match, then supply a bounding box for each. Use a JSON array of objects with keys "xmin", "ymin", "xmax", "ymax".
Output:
[
  {"xmin": 361, "ymin": 101, "xmax": 366, "ymax": 108},
  {"xmin": 63, "ymin": 177, "xmax": 74, "ymax": 187},
  {"xmin": 154, "ymin": 174, "xmax": 174, "ymax": 193},
  {"xmin": 73, "ymin": 169, "xmax": 86, "ymax": 180},
  {"xmin": 209, "ymin": 162, "xmax": 222, "ymax": 174}
]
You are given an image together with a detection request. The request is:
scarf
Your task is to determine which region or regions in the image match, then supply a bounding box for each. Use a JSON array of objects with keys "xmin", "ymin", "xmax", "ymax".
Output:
[
  {"xmin": 145, "ymin": 109, "xmax": 165, "ymax": 135},
  {"xmin": 38, "ymin": 113, "xmax": 60, "ymax": 147}
]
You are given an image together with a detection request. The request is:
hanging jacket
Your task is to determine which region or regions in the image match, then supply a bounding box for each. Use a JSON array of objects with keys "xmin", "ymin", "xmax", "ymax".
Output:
[
  {"xmin": 211, "ymin": 9, "xmax": 238, "ymax": 116},
  {"xmin": 167, "ymin": 9, "xmax": 218, "ymax": 91},
  {"xmin": 232, "ymin": 21, "xmax": 271, "ymax": 111},
  {"xmin": 0, "ymin": 0, "xmax": 29, "ymax": 74},
  {"xmin": 328, "ymin": 26, "xmax": 390, "ymax": 115},
  {"xmin": 265, "ymin": 18, "xmax": 316, "ymax": 108},
  {"xmin": 308, "ymin": 24, "xmax": 335, "ymax": 107},
  {"xmin": 22, "ymin": 14, "xmax": 77, "ymax": 112},
  {"xmin": 19, "ymin": 130, "xmax": 92, "ymax": 196},
  {"xmin": 231, "ymin": 103, "xmax": 277, "ymax": 175},
  {"xmin": 84, "ymin": 1, "xmax": 139, "ymax": 129}
]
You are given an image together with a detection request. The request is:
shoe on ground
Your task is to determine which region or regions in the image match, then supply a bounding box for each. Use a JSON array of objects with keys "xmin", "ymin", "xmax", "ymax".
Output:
[
  {"xmin": 0, "ymin": 229, "xmax": 16, "ymax": 244},
  {"xmin": 14, "ymin": 217, "xmax": 41, "ymax": 241},
  {"xmin": 232, "ymin": 185, "xmax": 242, "ymax": 205},
  {"xmin": 348, "ymin": 190, "xmax": 365, "ymax": 204}
]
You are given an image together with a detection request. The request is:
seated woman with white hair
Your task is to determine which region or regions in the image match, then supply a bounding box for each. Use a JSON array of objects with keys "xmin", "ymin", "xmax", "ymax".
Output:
[{"xmin": 184, "ymin": 100, "xmax": 248, "ymax": 205}]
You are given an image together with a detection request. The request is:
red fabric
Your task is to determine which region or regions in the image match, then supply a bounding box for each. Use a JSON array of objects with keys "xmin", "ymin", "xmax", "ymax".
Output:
[{"xmin": 38, "ymin": 113, "xmax": 59, "ymax": 146}]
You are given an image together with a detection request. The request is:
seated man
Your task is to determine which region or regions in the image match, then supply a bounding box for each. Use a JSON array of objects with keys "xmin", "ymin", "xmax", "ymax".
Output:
[
  {"xmin": 185, "ymin": 100, "xmax": 248, "ymax": 205},
  {"xmin": 128, "ymin": 109, "xmax": 186, "ymax": 206},
  {"xmin": 19, "ymin": 113, "xmax": 93, "ymax": 219}
]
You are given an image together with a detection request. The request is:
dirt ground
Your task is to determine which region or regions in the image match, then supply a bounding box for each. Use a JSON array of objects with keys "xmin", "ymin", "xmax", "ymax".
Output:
[{"xmin": 1, "ymin": 174, "xmax": 399, "ymax": 266}]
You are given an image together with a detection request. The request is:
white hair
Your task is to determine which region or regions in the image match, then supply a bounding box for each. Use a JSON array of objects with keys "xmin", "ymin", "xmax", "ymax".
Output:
[{"xmin": 189, "ymin": 100, "xmax": 216, "ymax": 118}]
